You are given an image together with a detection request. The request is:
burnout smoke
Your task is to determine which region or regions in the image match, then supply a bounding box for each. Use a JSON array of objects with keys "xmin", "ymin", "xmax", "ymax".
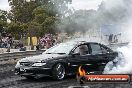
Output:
[
  {"xmin": 103, "ymin": 20, "xmax": 132, "ymax": 74},
  {"xmin": 100, "ymin": 22, "xmax": 132, "ymax": 74},
  {"xmin": 104, "ymin": 43, "xmax": 132, "ymax": 74}
]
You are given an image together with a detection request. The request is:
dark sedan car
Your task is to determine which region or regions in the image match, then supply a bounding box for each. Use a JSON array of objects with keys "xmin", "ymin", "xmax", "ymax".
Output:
[{"xmin": 15, "ymin": 41, "xmax": 118, "ymax": 80}]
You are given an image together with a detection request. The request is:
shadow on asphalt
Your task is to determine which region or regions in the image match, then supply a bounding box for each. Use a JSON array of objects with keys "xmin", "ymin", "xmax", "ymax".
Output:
[{"xmin": 19, "ymin": 75, "xmax": 76, "ymax": 83}]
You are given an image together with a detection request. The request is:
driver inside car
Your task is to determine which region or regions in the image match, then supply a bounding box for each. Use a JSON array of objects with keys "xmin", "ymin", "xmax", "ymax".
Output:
[{"xmin": 78, "ymin": 45, "xmax": 88, "ymax": 55}]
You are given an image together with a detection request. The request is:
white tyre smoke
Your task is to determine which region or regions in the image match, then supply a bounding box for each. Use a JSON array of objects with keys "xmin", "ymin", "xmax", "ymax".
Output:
[{"xmin": 103, "ymin": 43, "xmax": 132, "ymax": 74}]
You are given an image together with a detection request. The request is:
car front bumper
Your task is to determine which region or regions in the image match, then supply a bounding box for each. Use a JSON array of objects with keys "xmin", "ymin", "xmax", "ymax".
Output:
[{"xmin": 15, "ymin": 67, "xmax": 52, "ymax": 77}]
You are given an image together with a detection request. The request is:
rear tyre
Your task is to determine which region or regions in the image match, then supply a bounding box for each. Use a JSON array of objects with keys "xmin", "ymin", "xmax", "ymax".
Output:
[{"xmin": 52, "ymin": 63, "xmax": 65, "ymax": 80}]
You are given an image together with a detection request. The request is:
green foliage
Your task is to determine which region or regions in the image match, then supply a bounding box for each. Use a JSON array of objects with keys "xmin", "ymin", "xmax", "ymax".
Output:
[
  {"xmin": 7, "ymin": 22, "xmax": 22, "ymax": 39},
  {"xmin": 27, "ymin": 22, "xmax": 42, "ymax": 37},
  {"xmin": 0, "ymin": 10, "xmax": 8, "ymax": 33},
  {"xmin": 0, "ymin": 10, "xmax": 7, "ymax": 22},
  {"xmin": 7, "ymin": 0, "xmax": 71, "ymax": 39},
  {"xmin": 8, "ymin": 0, "xmax": 40, "ymax": 23}
]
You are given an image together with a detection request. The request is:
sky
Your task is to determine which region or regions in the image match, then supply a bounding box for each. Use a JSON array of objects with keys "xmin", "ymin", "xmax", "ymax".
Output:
[
  {"xmin": 70, "ymin": 0, "xmax": 103, "ymax": 10},
  {"xmin": 0, "ymin": 0, "xmax": 103, "ymax": 11},
  {"xmin": 0, "ymin": 0, "xmax": 10, "ymax": 11}
]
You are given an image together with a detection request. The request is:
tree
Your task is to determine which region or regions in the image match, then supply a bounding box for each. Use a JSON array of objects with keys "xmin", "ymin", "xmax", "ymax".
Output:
[
  {"xmin": 8, "ymin": 0, "xmax": 40, "ymax": 23},
  {"xmin": 7, "ymin": 22, "xmax": 22, "ymax": 39},
  {"xmin": 51, "ymin": 0, "xmax": 72, "ymax": 17},
  {"xmin": 7, "ymin": 0, "xmax": 71, "ymax": 49},
  {"xmin": 0, "ymin": 10, "xmax": 8, "ymax": 34},
  {"xmin": 8, "ymin": 0, "xmax": 72, "ymax": 37}
]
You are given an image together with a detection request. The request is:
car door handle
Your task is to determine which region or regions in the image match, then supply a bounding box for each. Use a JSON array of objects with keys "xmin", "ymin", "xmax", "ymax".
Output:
[
  {"xmin": 71, "ymin": 65, "xmax": 78, "ymax": 67},
  {"xmin": 101, "ymin": 63, "xmax": 106, "ymax": 65},
  {"xmin": 98, "ymin": 63, "xmax": 106, "ymax": 65},
  {"xmin": 85, "ymin": 64, "xmax": 92, "ymax": 66}
]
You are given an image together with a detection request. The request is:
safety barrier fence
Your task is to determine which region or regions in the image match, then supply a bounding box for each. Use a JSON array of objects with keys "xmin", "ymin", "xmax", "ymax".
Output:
[{"xmin": 0, "ymin": 50, "xmax": 46, "ymax": 64}]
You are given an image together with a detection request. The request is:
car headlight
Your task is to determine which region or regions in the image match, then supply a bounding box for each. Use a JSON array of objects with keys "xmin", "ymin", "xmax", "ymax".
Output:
[
  {"xmin": 15, "ymin": 61, "xmax": 20, "ymax": 68},
  {"xmin": 16, "ymin": 61, "xmax": 20, "ymax": 65},
  {"xmin": 32, "ymin": 62, "xmax": 46, "ymax": 67}
]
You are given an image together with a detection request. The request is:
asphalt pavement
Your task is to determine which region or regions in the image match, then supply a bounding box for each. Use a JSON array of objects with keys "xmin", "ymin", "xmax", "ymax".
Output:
[{"xmin": 0, "ymin": 64, "xmax": 132, "ymax": 88}]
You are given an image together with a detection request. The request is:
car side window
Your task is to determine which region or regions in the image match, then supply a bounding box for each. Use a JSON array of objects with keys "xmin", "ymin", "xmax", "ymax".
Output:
[
  {"xmin": 74, "ymin": 47, "xmax": 79, "ymax": 54},
  {"xmin": 100, "ymin": 45, "xmax": 112, "ymax": 54},
  {"xmin": 90, "ymin": 43, "xmax": 102, "ymax": 55},
  {"xmin": 100, "ymin": 46, "xmax": 108, "ymax": 54},
  {"xmin": 73, "ymin": 44, "xmax": 89, "ymax": 55}
]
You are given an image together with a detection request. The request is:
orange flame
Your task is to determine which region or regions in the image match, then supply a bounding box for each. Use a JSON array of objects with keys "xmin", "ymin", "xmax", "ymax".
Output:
[{"xmin": 78, "ymin": 66, "xmax": 86, "ymax": 76}]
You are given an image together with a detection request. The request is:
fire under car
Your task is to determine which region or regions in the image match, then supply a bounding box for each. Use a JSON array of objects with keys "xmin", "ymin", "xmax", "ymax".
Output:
[{"xmin": 15, "ymin": 41, "xmax": 118, "ymax": 80}]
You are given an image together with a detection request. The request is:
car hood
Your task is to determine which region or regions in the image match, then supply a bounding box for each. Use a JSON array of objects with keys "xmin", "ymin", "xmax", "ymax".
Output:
[{"xmin": 19, "ymin": 54, "xmax": 66, "ymax": 63}]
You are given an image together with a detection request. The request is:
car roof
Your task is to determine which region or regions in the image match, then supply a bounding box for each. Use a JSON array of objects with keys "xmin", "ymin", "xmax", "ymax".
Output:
[
  {"xmin": 66, "ymin": 41, "xmax": 100, "ymax": 45},
  {"xmin": 74, "ymin": 41, "xmax": 99, "ymax": 44}
]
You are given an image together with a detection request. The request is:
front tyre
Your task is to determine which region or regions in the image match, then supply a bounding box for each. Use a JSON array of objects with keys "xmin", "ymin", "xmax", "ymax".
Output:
[{"xmin": 52, "ymin": 63, "xmax": 65, "ymax": 80}]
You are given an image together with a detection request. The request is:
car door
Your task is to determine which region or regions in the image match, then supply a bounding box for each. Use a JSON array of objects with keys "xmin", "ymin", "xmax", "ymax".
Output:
[
  {"xmin": 100, "ymin": 44, "xmax": 118, "ymax": 63},
  {"xmin": 88, "ymin": 43, "xmax": 109, "ymax": 73},
  {"xmin": 68, "ymin": 44, "xmax": 90, "ymax": 73}
]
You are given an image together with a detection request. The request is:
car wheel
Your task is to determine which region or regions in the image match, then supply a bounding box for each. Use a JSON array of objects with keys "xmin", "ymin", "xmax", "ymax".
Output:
[{"xmin": 52, "ymin": 63, "xmax": 65, "ymax": 80}]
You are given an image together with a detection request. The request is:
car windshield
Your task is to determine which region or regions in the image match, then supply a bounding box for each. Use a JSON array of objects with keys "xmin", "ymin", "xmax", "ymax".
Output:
[{"xmin": 43, "ymin": 42, "xmax": 76, "ymax": 55}]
